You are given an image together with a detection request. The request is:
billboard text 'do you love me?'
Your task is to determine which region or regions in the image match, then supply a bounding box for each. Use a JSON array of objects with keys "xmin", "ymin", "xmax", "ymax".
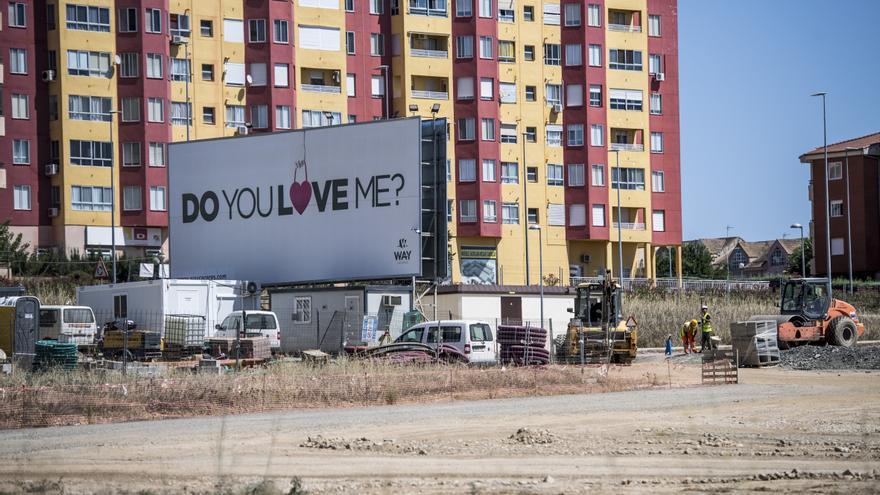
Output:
[{"xmin": 168, "ymin": 119, "xmax": 423, "ymax": 285}]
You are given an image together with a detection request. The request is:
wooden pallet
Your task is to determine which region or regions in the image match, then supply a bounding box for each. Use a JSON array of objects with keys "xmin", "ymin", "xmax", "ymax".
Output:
[{"xmin": 701, "ymin": 349, "xmax": 739, "ymax": 385}]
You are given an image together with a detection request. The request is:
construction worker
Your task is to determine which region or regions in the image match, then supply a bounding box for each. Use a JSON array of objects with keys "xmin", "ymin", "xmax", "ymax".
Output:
[
  {"xmin": 664, "ymin": 334, "xmax": 673, "ymax": 357},
  {"xmin": 680, "ymin": 319, "xmax": 698, "ymax": 354},
  {"xmin": 700, "ymin": 304, "xmax": 714, "ymax": 352}
]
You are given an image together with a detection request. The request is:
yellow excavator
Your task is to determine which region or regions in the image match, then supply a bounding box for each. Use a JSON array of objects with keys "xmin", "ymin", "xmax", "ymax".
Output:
[{"xmin": 556, "ymin": 273, "xmax": 638, "ymax": 364}]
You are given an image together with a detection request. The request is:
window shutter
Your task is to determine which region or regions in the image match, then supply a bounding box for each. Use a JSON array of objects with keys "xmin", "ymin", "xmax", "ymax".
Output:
[
  {"xmin": 548, "ymin": 204, "xmax": 565, "ymax": 226},
  {"xmin": 569, "ymin": 204, "xmax": 586, "ymax": 226}
]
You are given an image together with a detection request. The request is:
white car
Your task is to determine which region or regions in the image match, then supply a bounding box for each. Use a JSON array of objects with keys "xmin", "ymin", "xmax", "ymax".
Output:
[
  {"xmin": 215, "ymin": 310, "xmax": 281, "ymax": 350},
  {"xmin": 396, "ymin": 320, "xmax": 496, "ymax": 364},
  {"xmin": 39, "ymin": 305, "xmax": 98, "ymax": 346}
]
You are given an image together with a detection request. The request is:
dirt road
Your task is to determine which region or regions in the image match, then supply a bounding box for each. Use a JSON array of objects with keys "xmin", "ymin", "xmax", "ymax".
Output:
[{"xmin": 0, "ymin": 363, "xmax": 878, "ymax": 494}]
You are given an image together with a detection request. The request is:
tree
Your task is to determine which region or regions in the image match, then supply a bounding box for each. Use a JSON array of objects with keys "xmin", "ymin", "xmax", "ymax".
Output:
[
  {"xmin": 787, "ymin": 238, "xmax": 813, "ymax": 276},
  {"xmin": 681, "ymin": 242, "xmax": 724, "ymax": 279},
  {"xmin": 0, "ymin": 221, "xmax": 30, "ymax": 276},
  {"xmin": 655, "ymin": 247, "xmax": 677, "ymax": 278}
]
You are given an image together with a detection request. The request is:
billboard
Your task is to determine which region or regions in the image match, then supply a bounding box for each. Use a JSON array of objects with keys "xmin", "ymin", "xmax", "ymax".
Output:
[{"xmin": 168, "ymin": 118, "xmax": 423, "ymax": 284}]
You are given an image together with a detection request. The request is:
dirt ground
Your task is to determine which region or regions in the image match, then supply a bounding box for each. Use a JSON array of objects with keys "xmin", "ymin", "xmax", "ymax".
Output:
[{"xmin": 0, "ymin": 359, "xmax": 877, "ymax": 494}]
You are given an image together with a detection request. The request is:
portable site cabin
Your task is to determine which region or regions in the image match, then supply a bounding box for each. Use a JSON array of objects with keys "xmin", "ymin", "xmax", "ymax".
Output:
[
  {"xmin": 76, "ymin": 279, "xmax": 252, "ymax": 338},
  {"xmin": 0, "ymin": 296, "xmax": 40, "ymax": 369},
  {"xmin": 268, "ymin": 285, "xmax": 412, "ymax": 353}
]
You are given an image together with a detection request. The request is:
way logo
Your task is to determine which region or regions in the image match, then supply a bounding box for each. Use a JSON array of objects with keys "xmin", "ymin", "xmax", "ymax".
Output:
[
  {"xmin": 393, "ymin": 238, "xmax": 412, "ymax": 262},
  {"xmin": 289, "ymin": 160, "xmax": 312, "ymax": 215}
]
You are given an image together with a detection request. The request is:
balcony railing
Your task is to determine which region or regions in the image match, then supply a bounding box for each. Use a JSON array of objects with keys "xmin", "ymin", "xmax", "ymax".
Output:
[
  {"xmin": 608, "ymin": 23, "xmax": 642, "ymax": 32},
  {"xmin": 412, "ymin": 90, "xmax": 448, "ymax": 99},
  {"xmin": 609, "ymin": 143, "xmax": 644, "ymax": 152},
  {"xmin": 616, "ymin": 222, "xmax": 646, "ymax": 230},
  {"xmin": 408, "ymin": 4, "xmax": 447, "ymax": 16},
  {"xmin": 411, "ymin": 48, "xmax": 448, "ymax": 58},
  {"xmin": 302, "ymin": 84, "xmax": 342, "ymax": 94}
]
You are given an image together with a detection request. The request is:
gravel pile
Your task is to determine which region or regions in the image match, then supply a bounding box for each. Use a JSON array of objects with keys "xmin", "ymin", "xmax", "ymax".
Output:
[
  {"xmin": 780, "ymin": 345, "xmax": 880, "ymax": 370},
  {"xmin": 508, "ymin": 428, "xmax": 557, "ymax": 445},
  {"xmin": 300, "ymin": 435, "xmax": 428, "ymax": 455}
]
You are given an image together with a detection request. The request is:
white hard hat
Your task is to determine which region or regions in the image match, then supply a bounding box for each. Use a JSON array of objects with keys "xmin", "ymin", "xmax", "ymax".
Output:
[{"xmin": 701, "ymin": 304, "xmax": 708, "ymax": 310}]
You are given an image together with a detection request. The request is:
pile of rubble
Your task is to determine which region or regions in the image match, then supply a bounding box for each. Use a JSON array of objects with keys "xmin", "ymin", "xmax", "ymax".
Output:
[
  {"xmin": 780, "ymin": 344, "xmax": 880, "ymax": 370},
  {"xmin": 300, "ymin": 435, "xmax": 428, "ymax": 455},
  {"xmin": 508, "ymin": 428, "xmax": 557, "ymax": 445}
]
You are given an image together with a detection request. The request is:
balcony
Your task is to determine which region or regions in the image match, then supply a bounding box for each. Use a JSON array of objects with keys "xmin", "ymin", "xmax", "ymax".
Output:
[
  {"xmin": 408, "ymin": 0, "xmax": 447, "ymax": 16},
  {"xmin": 610, "ymin": 128, "xmax": 644, "ymax": 152},
  {"xmin": 411, "ymin": 75, "xmax": 448, "ymax": 100},
  {"xmin": 410, "ymin": 34, "xmax": 448, "ymax": 58},
  {"xmin": 610, "ymin": 143, "xmax": 644, "ymax": 152},
  {"xmin": 302, "ymin": 84, "xmax": 341, "ymax": 94},
  {"xmin": 300, "ymin": 68, "xmax": 342, "ymax": 94},
  {"xmin": 608, "ymin": 9, "xmax": 642, "ymax": 33},
  {"xmin": 608, "ymin": 23, "xmax": 642, "ymax": 33},
  {"xmin": 612, "ymin": 207, "xmax": 646, "ymax": 230},
  {"xmin": 412, "ymin": 90, "xmax": 448, "ymax": 99}
]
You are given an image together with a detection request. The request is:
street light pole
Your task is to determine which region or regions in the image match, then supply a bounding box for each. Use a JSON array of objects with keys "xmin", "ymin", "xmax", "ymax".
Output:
[
  {"xmin": 522, "ymin": 131, "xmax": 530, "ymax": 285},
  {"xmin": 790, "ymin": 223, "xmax": 804, "ymax": 277},
  {"xmin": 844, "ymin": 147, "xmax": 857, "ymax": 294},
  {"xmin": 611, "ymin": 150, "xmax": 623, "ymax": 287},
  {"xmin": 529, "ymin": 225, "xmax": 543, "ymax": 330},
  {"xmin": 811, "ymin": 92, "xmax": 833, "ymax": 298},
  {"xmin": 108, "ymin": 109, "xmax": 121, "ymax": 284}
]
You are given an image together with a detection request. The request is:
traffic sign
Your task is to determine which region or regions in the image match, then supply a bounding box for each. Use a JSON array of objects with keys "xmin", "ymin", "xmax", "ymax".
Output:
[{"xmin": 94, "ymin": 258, "xmax": 109, "ymax": 279}]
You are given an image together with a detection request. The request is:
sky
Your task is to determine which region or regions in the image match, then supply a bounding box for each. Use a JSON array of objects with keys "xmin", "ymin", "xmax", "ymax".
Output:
[{"xmin": 679, "ymin": 0, "xmax": 880, "ymax": 242}]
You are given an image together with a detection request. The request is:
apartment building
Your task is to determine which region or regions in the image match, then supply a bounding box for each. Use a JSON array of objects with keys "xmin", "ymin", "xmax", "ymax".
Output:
[{"xmin": 1, "ymin": 0, "xmax": 681, "ymax": 285}]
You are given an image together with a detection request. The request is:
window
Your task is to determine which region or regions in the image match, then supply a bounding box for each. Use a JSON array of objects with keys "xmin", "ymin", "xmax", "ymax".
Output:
[
  {"xmin": 566, "ymin": 84, "xmax": 583, "ymax": 107},
  {"xmin": 650, "ymin": 132, "xmax": 664, "ymax": 153},
  {"xmin": 274, "ymin": 19, "xmax": 289, "ymax": 43},
  {"xmin": 122, "ymin": 142, "xmax": 141, "ymax": 167},
  {"xmin": 460, "ymin": 200, "xmax": 477, "ymax": 223},
  {"xmin": 249, "ymin": 19, "xmax": 267, "ymax": 43},
  {"xmin": 543, "ymin": 3, "xmax": 559, "ymax": 24},
  {"xmin": 203, "ymin": 107, "xmax": 216, "ymax": 124},
  {"xmin": 371, "ymin": 75, "xmax": 385, "ymax": 96},
  {"xmin": 587, "ymin": 4, "xmax": 600, "ymax": 26},
  {"xmin": 13, "ymin": 185, "xmax": 31, "ymax": 211},
  {"xmin": 274, "ymin": 64, "xmax": 289, "ymax": 87},
  {"xmin": 149, "ymin": 142, "xmax": 166, "ymax": 166},
  {"xmin": 568, "ymin": 164, "xmax": 585, "ymax": 186},
  {"xmin": 370, "ymin": 33, "xmax": 385, "ymax": 55},
  {"xmin": 9, "ymin": 48, "xmax": 27, "ymax": 74},
  {"xmin": 650, "ymin": 93, "xmax": 662, "ymax": 114},
  {"xmin": 456, "ymin": 35, "xmax": 473, "ymax": 58},
  {"xmin": 648, "ymin": 15, "xmax": 661, "ymax": 36},
  {"xmin": 69, "ymin": 95, "xmax": 112, "ymax": 122},
  {"xmin": 592, "ymin": 204, "xmax": 605, "ymax": 226},
  {"xmin": 47, "ymin": 3, "xmax": 57, "ymax": 29},
  {"xmin": 459, "ymin": 158, "xmax": 476, "ymax": 181},
  {"xmin": 567, "ymin": 124, "xmax": 584, "ymax": 146},
  {"xmin": 498, "ymin": 40, "xmax": 515, "ymax": 62},
  {"xmin": 370, "ymin": 0, "xmax": 383, "ymax": 14},
  {"xmin": 66, "ymin": 50, "xmax": 111, "ymax": 77},
  {"xmin": 523, "ymin": 5, "xmax": 534, "ymax": 20},
  {"xmin": 569, "ymin": 204, "xmax": 586, "ymax": 226},
  {"xmin": 609, "ymin": 89, "xmax": 643, "ymax": 110},
  {"xmin": 544, "ymin": 43, "xmax": 560, "ymax": 65},
  {"xmin": 481, "ymin": 200, "xmax": 497, "ymax": 223},
  {"xmin": 66, "ymin": 4, "xmax": 110, "ymax": 31},
  {"xmin": 831, "ymin": 238, "xmax": 844, "ymax": 256},
  {"xmin": 527, "ymin": 208, "xmax": 539, "ymax": 224},
  {"xmin": 119, "ymin": 53, "xmax": 139, "ymax": 77},
  {"xmin": 226, "ymin": 105, "xmax": 246, "ymax": 127},
  {"xmin": 565, "ymin": 43, "xmax": 582, "ymax": 66},
  {"xmin": 609, "ymin": 49, "xmax": 643, "ymax": 71},
  {"xmin": 201, "ymin": 64, "xmax": 214, "ymax": 81},
  {"xmin": 299, "ymin": 25, "xmax": 340, "ymax": 50},
  {"xmin": 588, "ymin": 44, "xmax": 601, "ymax": 66},
  {"xmin": 249, "ymin": 105, "xmax": 268, "ymax": 129},
  {"xmin": 170, "ymin": 13, "xmax": 190, "ymax": 37},
  {"xmin": 590, "ymin": 124, "xmax": 604, "ymax": 146},
  {"xmin": 524, "ymin": 45, "xmax": 535, "ymax": 61},
  {"xmin": 113, "ymin": 295, "xmax": 128, "ymax": 319},
  {"xmin": 480, "ymin": 77, "xmax": 494, "ymax": 99},
  {"xmin": 294, "ymin": 297, "xmax": 312, "ymax": 324},
  {"xmin": 527, "ymin": 166, "xmax": 538, "ymax": 182},
  {"xmin": 123, "ymin": 186, "xmax": 142, "ymax": 211},
  {"xmin": 564, "ymin": 3, "xmax": 580, "ymax": 26},
  {"xmin": 545, "ymin": 83, "xmax": 561, "ymax": 105},
  {"xmin": 11, "ymin": 94, "xmax": 29, "ymax": 119},
  {"xmin": 346, "ymin": 31, "xmax": 356, "ymax": 54},
  {"xmin": 546, "ymin": 125, "xmax": 562, "ymax": 147},
  {"xmin": 829, "ymin": 162, "xmax": 842, "ymax": 180},
  {"xmin": 499, "ymin": 1, "xmax": 514, "ymax": 22},
  {"xmin": 150, "ymin": 186, "xmax": 167, "ymax": 211},
  {"xmin": 771, "ymin": 249, "xmax": 785, "ymax": 267},
  {"xmin": 612, "ymin": 167, "xmax": 646, "ymax": 190},
  {"xmin": 301, "ymin": 110, "xmax": 341, "ymax": 127},
  {"xmin": 457, "ymin": 76, "xmax": 474, "ymax": 99},
  {"xmin": 652, "ymin": 171, "xmax": 665, "ymax": 192},
  {"xmin": 145, "ymin": 8, "xmax": 162, "ymax": 33},
  {"xmin": 482, "ymin": 159, "xmax": 496, "ymax": 181},
  {"xmin": 652, "ymin": 210, "xmax": 665, "ymax": 232},
  {"xmin": 550, "ymin": 204, "xmax": 566, "ymax": 230},
  {"xmin": 12, "ymin": 140, "xmax": 30, "ymax": 164},
  {"xmin": 249, "ymin": 63, "xmax": 267, "ymax": 86},
  {"xmin": 547, "ymin": 164, "xmax": 563, "ymax": 186},
  {"xmin": 345, "ymin": 73, "xmax": 356, "ymax": 96},
  {"xmin": 276, "ymin": 105, "xmax": 291, "ymax": 129},
  {"xmin": 501, "ymin": 162, "xmax": 518, "ymax": 183},
  {"xmin": 447, "ymin": 199, "xmax": 454, "ymax": 221},
  {"xmin": 525, "ymin": 85, "xmax": 537, "ymax": 101},
  {"xmin": 147, "ymin": 98, "xmax": 164, "ymax": 122},
  {"xmin": 200, "ymin": 19, "xmax": 213, "ymax": 37},
  {"xmin": 500, "ymin": 123, "xmax": 517, "ymax": 143},
  {"xmin": 525, "ymin": 127, "xmax": 537, "ymax": 143},
  {"xmin": 71, "ymin": 186, "xmax": 112, "ymax": 211},
  {"xmin": 502, "ymin": 203, "xmax": 519, "ymax": 224},
  {"xmin": 224, "ymin": 62, "xmax": 245, "ymax": 85},
  {"xmin": 458, "ymin": 118, "xmax": 475, "ymax": 140},
  {"xmin": 119, "ymin": 7, "xmax": 137, "ymax": 32},
  {"xmin": 830, "ymin": 200, "xmax": 843, "ymax": 217},
  {"xmin": 171, "ymin": 102, "xmax": 192, "ymax": 126},
  {"xmin": 346, "ymin": 0, "xmax": 355, "ymax": 11},
  {"xmin": 589, "ymin": 85, "xmax": 602, "ymax": 107},
  {"xmin": 592, "ymin": 164, "xmax": 605, "ymax": 186},
  {"xmin": 223, "ymin": 18, "xmax": 244, "ymax": 42},
  {"xmin": 8, "ymin": 2, "xmax": 25, "ymax": 27},
  {"xmin": 456, "ymin": 0, "xmax": 472, "ymax": 16},
  {"xmin": 479, "ymin": 0, "xmax": 491, "ymax": 17},
  {"xmin": 479, "ymin": 36, "xmax": 493, "ymax": 58},
  {"xmin": 70, "ymin": 140, "xmax": 112, "ymax": 167},
  {"xmin": 649, "ymin": 54, "xmax": 662, "ymax": 74},
  {"xmin": 146, "ymin": 53, "xmax": 163, "ymax": 78},
  {"xmin": 171, "ymin": 58, "xmax": 190, "ymax": 81},
  {"xmin": 48, "ymin": 50, "xmax": 57, "ymax": 72}
]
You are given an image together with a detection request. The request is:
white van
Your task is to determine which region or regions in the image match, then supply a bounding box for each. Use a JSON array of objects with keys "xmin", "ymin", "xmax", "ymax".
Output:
[
  {"xmin": 38, "ymin": 305, "xmax": 98, "ymax": 346},
  {"xmin": 215, "ymin": 311, "xmax": 281, "ymax": 350},
  {"xmin": 396, "ymin": 320, "xmax": 496, "ymax": 364}
]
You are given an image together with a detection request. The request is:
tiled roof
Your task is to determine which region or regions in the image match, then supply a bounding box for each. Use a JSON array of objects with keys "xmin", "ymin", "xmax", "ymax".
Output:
[{"xmin": 800, "ymin": 132, "xmax": 880, "ymax": 159}]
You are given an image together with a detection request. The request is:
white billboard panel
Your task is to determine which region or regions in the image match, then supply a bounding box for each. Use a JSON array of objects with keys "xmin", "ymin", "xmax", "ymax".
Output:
[{"xmin": 168, "ymin": 118, "xmax": 422, "ymax": 284}]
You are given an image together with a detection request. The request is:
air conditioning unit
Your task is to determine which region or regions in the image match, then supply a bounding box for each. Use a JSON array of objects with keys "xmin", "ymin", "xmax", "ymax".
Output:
[
  {"xmin": 654, "ymin": 72, "xmax": 666, "ymax": 82},
  {"xmin": 580, "ymin": 254, "xmax": 591, "ymax": 264},
  {"xmin": 171, "ymin": 35, "xmax": 186, "ymax": 45},
  {"xmin": 47, "ymin": 207, "xmax": 59, "ymax": 218},
  {"xmin": 552, "ymin": 103, "xmax": 562, "ymax": 113},
  {"xmin": 236, "ymin": 126, "xmax": 249, "ymax": 136},
  {"xmin": 41, "ymin": 70, "xmax": 56, "ymax": 82},
  {"xmin": 45, "ymin": 163, "xmax": 59, "ymax": 176}
]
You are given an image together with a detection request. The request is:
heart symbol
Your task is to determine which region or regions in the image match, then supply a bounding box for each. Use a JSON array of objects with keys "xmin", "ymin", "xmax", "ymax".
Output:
[{"xmin": 290, "ymin": 181, "xmax": 311, "ymax": 215}]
